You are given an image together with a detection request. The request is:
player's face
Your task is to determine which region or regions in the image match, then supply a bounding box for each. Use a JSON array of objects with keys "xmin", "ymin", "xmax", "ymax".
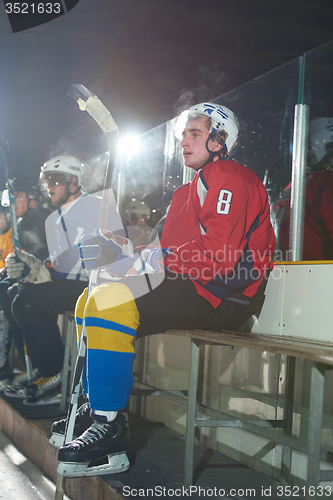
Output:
[
  {"xmin": 44, "ymin": 173, "xmax": 68, "ymax": 207},
  {"xmin": 14, "ymin": 191, "xmax": 29, "ymax": 217},
  {"xmin": 180, "ymin": 117, "xmax": 218, "ymax": 171}
]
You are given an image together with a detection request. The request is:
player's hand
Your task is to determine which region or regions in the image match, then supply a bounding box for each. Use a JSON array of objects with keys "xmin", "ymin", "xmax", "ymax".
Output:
[
  {"xmin": 5, "ymin": 250, "xmax": 51, "ymax": 283},
  {"xmin": 5, "ymin": 252, "xmax": 25, "ymax": 279},
  {"xmin": 132, "ymin": 247, "xmax": 173, "ymax": 275},
  {"xmin": 78, "ymin": 228, "xmax": 135, "ymax": 270}
]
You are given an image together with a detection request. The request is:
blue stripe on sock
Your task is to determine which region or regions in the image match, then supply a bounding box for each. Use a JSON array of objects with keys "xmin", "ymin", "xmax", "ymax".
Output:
[{"xmin": 84, "ymin": 316, "xmax": 136, "ymax": 337}]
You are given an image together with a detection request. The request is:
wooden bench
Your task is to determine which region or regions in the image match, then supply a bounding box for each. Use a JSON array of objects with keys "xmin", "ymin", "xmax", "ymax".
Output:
[{"xmin": 133, "ymin": 328, "xmax": 333, "ymax": 499}]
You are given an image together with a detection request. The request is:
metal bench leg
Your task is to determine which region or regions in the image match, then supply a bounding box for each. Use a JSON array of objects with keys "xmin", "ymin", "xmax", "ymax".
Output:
[
  {"xmin": 281, "ymin": 356, "xmax": 296, "ymax": 485},
  {"xmin": 60, "ymin": 314, "xmax": 75, "ymax": 411},
  {"xmin": 306, "ymin": 362, "xmax": 325, "ymax": 499},
  {"xmin": 184, "ymin": 339, "xmax": 200, "ymax": 488}
]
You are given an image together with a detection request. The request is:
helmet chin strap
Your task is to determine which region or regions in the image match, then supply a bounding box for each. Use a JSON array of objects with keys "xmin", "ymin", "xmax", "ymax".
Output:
[
  {"xmin": 63, "ymin": 178, "xmax": 81, "ymax": 204},
  {"xmin": 200, "ymin": 133, "xmax": 227, "ymax": 168},
  {"xmin": 24, "ymin": 197, "xmax": 37, "ymax": 217},
  {"xmin": 70, "ymin": 186, "xmax": 81, "ymax": 197}
]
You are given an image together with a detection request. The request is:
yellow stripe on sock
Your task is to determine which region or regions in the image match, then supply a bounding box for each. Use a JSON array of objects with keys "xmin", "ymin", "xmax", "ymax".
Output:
[{"xmin": 86, "ymin": 326, "xmax": 136, "ymax": 353}]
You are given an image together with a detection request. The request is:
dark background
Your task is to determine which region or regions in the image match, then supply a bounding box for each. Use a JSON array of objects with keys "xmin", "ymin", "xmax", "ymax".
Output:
[{"xmin": 0, "ymin": 0, "xmax": 332, "ymax": 187}]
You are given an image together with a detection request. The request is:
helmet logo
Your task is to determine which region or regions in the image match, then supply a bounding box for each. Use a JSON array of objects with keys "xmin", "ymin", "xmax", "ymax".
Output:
[{"xmin": 202, "ymin": 103, "xmax": 228, "ymax": 120}]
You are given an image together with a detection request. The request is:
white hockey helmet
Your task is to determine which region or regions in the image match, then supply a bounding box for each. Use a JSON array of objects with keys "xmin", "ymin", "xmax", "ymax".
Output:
[
  {"xmin": 40, "ymin": 155, "xmax": 84, "ymax": 186},
  {"xmin": 309, "ymin": 117, "xmax": 333, "ymax": 162},
  {"xmin": 174, "ymin": 102, "xmax": 239, "ymax": 154}
]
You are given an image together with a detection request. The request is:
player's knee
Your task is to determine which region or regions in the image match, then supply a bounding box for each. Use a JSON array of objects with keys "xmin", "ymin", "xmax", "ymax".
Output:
[
  {"xmin": 87, "ymin": 283, "xmax": 135, "ymax": 313},
  {"xmin": 85, "ymin": 283, "xmax": 139, "ymax": 330},
  {"xmin": 11, "ymin": 292, "xmax": 31, "ymax": 323}
]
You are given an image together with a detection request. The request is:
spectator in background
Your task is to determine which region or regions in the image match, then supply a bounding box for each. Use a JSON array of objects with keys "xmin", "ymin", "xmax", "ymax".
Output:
[
  {"xmin": 0, "ymin": 208, "xmax": 12, "ymax": 269},
  {"xmin": 0, "ymin": 177, "xmax": 51, "ymax": 390}
]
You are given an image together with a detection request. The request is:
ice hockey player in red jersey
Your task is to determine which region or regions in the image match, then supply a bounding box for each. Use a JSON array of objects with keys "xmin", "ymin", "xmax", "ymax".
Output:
[{"xmin": 52, "ymin": 102, "xmax": 276, "ymax": 478}]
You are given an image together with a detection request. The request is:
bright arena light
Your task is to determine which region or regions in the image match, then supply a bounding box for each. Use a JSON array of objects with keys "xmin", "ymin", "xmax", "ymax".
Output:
[{"xmin": 117, "ymin": 134, "xmax": 142, "ymax": 156}]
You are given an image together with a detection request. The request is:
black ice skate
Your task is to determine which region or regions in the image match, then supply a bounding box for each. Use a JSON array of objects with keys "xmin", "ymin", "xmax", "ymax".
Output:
[
  {"xmin": 24, "ymin": 373, "xmax": 62, "ymax": 405},
  {"xmin": 57, "ymin": 411, "xmax": 130, "ymax": 477},
  {"xmin": 4, "ymin": 368, "xmax": 39, "ymax": 398},
  {"xmin": 49, "ymin": 402, "xmax": 93, "ymax": 448}
]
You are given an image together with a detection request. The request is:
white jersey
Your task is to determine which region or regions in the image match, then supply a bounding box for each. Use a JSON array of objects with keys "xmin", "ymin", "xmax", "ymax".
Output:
[{"xmin": 45, "ymin": 191, "xmax": 124, "ymax": 281}]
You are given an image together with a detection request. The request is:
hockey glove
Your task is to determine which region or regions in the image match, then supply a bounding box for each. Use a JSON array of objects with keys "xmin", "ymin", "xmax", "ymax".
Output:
[
  {"xmin": 132, "ymin": 247, "xmax": 173, "ymax": 275},
  {"xmin": 5, "ymin": 250, "xmax": 52, "ymax": 283},
  {"xmin": 79, "ymin": 229, "xmax": 173, "ymax": 278},
  {"xmin": 78, "ymin": 228, "xmax": 137, "ymax": 276}
]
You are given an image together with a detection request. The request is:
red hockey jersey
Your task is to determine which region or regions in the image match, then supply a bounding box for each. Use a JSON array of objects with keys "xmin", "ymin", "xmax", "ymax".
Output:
[{"xmin": 160, "ymin": 159, "xmax": 276, "ymax": 307}]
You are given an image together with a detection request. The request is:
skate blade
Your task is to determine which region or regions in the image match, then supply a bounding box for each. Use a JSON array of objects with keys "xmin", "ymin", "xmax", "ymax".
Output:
[
  {"xmin": 0, "ymin": 378, "xmax": 13, "ymax": 392},
  {"xmin": 4, "ymin": 388, "xmax": 26, "ymax": 398},
  {"xmin": 23, "ymin": 393, "xmax": 62, "ymax": 406},
  {"xmin": 57, "ymin": 452, "xmax": 129, "ymax": 478}
]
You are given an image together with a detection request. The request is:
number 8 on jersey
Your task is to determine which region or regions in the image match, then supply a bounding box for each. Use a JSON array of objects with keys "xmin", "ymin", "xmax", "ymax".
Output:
[{"xmin": 217, "ymin": 189, "xmax": 233, "ymax": 215}]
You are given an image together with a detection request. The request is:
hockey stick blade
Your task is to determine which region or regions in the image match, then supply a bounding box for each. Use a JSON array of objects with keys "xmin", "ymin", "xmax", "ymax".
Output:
[{"xmin": 68, "ymin": 84, "xmax": 118, "ymax": 136}]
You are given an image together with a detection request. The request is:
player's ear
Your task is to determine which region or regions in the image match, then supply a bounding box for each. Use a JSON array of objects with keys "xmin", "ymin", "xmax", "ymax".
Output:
[
  {"xmin": 209, "ymin": 137, "xmax": 224, "ymax": 153},
  {"xmin": 28, "ymin": 196, "xmax": 38, "ymax": 209},
  {"xmin": 68, "ymin": 175, "xmax": 78, "ymax": 192}
]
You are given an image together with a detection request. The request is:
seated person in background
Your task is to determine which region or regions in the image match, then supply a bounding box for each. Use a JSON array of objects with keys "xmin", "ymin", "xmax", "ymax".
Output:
[
  {"xmin": 309, "ymin": 146, "xmax": 333, "ymax": 172},
  {"xmin": 271, "ymin": 143, "xmax": 333, "ymax": 261},
  {"xmin": 0, "ymin": 207, "xmax": 12, "ymax": 269},
  {"xmin": 0, "ymin": 177, "xmax": 51, "ymax": 390}
]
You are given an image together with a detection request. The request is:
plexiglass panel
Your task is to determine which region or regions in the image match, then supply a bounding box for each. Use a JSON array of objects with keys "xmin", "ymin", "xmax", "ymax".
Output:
[
  {"xmin": 271, "ymin": 40, "xmax": 333, "ymax": 261},
  {"xmin": 302, "ymin": 40, "xmax": 333, "ymax": 260}
]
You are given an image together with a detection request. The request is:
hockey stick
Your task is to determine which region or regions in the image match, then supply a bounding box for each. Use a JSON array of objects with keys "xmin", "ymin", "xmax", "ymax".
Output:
[
  {"xmin": 0, "ymin": 135, "xmax": 34, "ymax": 384},
  {"xmin": 54, "ymin": 85, "xmax": 118, "ymax": 499}
]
